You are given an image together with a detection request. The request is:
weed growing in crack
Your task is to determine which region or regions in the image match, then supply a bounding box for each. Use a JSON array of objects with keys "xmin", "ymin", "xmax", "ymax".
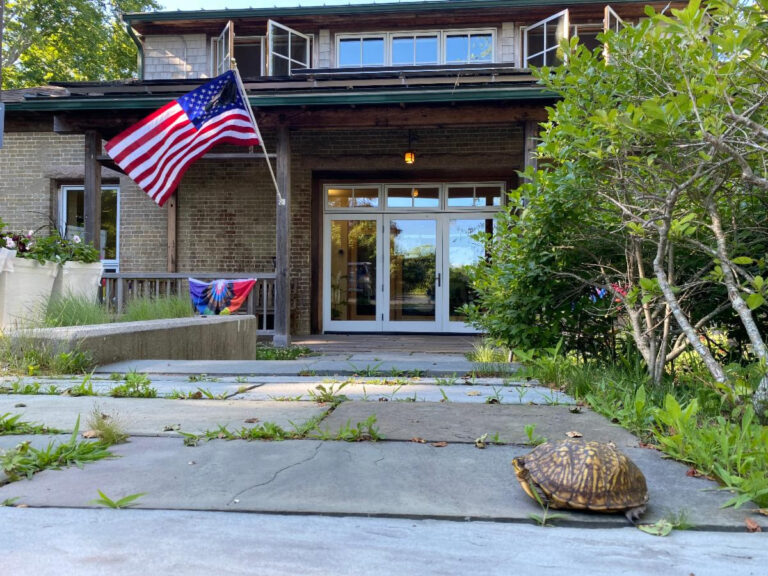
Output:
[
  {"xmin": 85, "ymin": 406, "xmax": 128, "ymax": 445},
  {"xmin": 0, "ymin": 416, "xmax": 112, "ymax": 482},
  {"xmin": 0, "ymin": 412, "xmax": 58, "ymax": 435},
  {"xmin": 109, "ymin": 371, "xmax": 156, "ymax": 398},
  {"xmin": 91, "ymin": 490, "xmax": 146, "ymax": 509},
  {"xmin": 307, "ymin": 382, "xmax": 349, "ymax": 404}
]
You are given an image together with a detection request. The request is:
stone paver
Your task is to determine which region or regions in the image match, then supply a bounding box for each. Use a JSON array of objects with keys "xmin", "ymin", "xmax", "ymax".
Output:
[
  {"xmin": 0, "ymin": 436, "xmax": 758, "ymax": 530},
  {"xmin": 0, "ymin": 395, "xmax": 328, "ymax": 436},
  {"xmin": 322, "ymin": 402, "xmax": 632, "ymax": 445},
  {"xmin": 5, "ymin": 508, "xmax": 764, "ymax": 576}
]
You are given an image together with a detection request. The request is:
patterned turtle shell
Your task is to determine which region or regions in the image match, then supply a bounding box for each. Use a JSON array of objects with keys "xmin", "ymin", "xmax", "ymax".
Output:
[{"xmin": 512, "ymin": 439, "xmax": 649, "ymax": 520}]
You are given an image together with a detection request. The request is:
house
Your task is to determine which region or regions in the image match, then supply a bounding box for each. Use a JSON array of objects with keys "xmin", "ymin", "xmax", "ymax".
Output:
[{"xmin": 0, "ymin": 0, "xmax": 666, "ymax": 344}]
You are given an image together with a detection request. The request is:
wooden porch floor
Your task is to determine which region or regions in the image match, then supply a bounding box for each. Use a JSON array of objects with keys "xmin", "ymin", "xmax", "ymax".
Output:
[{"xmin": 292, "ymin": 334, "xmax": 482, "ymax": 355}]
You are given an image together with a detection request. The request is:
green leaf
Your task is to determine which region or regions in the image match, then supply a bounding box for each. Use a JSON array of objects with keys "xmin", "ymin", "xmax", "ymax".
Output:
[
  {"xmin": 731, "ymin": 257, "xmax": 753, "ymax": 265},
  {"xmin": 746, "ymin": 293, "xmax": 765, "ymax": 310}
]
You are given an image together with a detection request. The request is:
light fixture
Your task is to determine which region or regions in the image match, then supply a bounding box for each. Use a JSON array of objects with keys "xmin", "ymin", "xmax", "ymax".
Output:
[{"xmin": 404, "ymin": 130, "xmax": 416, "ymax": 164}]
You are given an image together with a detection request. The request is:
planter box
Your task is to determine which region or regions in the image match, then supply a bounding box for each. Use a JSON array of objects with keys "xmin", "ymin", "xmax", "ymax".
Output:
[
  {"xmin": 52, "ymin": 261, "xmax": 104, "ymax": 302},
  {"xmin": 0, "ymin": 258, "xmax": 58, "ymax": 330}
]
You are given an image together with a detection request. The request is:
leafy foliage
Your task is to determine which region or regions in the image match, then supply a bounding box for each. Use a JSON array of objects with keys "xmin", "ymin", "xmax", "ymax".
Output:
[{"xmin": 2, "ymin": 0, "xmax": 161, "ymax": 89}]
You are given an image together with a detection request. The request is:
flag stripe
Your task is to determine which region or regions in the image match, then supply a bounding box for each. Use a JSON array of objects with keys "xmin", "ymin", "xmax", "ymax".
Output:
[
  {"xmin": 105, "ymin": 70, "xmax": 261, "ymax": 206},
  {"xmin": 148, "ymin": 127, "xmax": 260, "ymax": 206},
  {"xmin": 137, "ymin": 114, "xmax": 256, "ymax": 195}
]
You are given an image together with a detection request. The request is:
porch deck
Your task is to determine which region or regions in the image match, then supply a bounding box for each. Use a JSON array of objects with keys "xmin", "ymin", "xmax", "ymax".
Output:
[{"xmin": 293, "ymin": 334, "xmax": 482, "ymax": 355}]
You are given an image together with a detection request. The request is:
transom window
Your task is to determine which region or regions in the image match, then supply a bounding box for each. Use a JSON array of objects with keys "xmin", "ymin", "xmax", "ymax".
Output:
[
  {"xmin": 325, "ymin": 183, "xmax": 504, "ymax": 211},
  {"xmin": 336, "ymin": 29, "xmax": 495, "ymax": 67}
]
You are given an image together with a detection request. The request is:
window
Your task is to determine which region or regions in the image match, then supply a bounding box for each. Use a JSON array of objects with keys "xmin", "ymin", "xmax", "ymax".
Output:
[
  {"xmin": 392, "ymin": 35, "xmax": 439, "ymax": 66},
  {"xmin": 386, "ymin": 186, "xmax": 440, "ymax": 209},
  {"xmin": 336, "ymin": 29, "xmax": 495, "ymax": 67},
  {"xmin": 447, "ymin": 184, "xmax": 503, "ymax": 208},
  {"xmin": 212, "ymin": 21, "xmax": 234, "ymax": 76},
  {"xmin": 339, "ymin": 37, "xmax": 385, "ymax": 67},
  {"xmin": 524, "ymin": 10, "xmax": 569, "ymax": 67},
  {"xmin": 523, "ymin": 6, "xmax": 626, "ymax": 67},
  {"xmin": 445, "ymin": 32, "xmax": 493, "ymax": 63},
  {"xmin": 327, "ymin": 186, "xmax": 380, "ymax": 209},
  {"xmin": 59, "ymin": 185, "xmax": 120, "ymax": 270},
  {"xmin": 267, "ymin": 20, "xmax": 311, "ymax": 76}
]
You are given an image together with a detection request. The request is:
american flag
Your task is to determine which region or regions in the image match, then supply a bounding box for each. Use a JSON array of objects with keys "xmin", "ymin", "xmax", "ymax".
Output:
[{"xmin": 105, "ymin": 71, "xmax": 260, "ymax": 207}]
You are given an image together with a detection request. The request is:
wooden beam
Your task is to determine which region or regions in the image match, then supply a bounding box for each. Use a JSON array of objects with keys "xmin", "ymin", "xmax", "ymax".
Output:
[
  {"xmin": 84, "ymin": 130, "xmax": 102, "ymax": 251},
  {"xmin": 273, "ymin": 123, "xmax": 291, "ymax": 347},
  {"xmin": 167, "ymin": 193, "xmax": 177, "ymax": 273}
]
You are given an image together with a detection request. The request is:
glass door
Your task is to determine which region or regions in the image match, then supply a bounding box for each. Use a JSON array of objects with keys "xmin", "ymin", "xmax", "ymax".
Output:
[
  {"xmin": 323, "ymin": 216, "xmax": 382, "ymax": 331},
  {"xmin": 442, "ymin": 216, "xmax": 494, "ymax": 332},
  {"xmin": 383, "ymin": 216, "xmax": 441, "ymax": 332}
]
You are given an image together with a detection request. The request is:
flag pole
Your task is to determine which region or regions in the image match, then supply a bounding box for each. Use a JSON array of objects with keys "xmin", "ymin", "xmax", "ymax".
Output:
[{"xmin": 232, "ymin": 66, "xmax": 285, "ymax": 206}]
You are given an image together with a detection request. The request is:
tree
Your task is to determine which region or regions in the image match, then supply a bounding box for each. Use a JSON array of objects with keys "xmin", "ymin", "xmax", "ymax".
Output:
[
  {"xmin": 468, "ymin": 0, "xmax": 768, "ymax": 410},
  {"xmin": 2, "ymin": 0, "xmax": 160, "ymax": 89}
]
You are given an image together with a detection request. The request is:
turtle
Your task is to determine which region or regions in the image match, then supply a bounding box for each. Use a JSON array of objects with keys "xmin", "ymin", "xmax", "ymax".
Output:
[{"xmin": 512, "ymin": 439, "xmax": 649, "ymax": 523}]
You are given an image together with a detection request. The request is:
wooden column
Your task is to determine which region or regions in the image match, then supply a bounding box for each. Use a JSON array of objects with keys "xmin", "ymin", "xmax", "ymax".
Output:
[
  {"xmin": 84, "ymin": 130, "xmax": 102, "ymax": 251},
  {"xmin": 167, "ymin": 193, "xmax": 177, "ymax": 272},
  {"xmin": 273, "ymin": 123, "xmax": 291, "ymax": 347}
]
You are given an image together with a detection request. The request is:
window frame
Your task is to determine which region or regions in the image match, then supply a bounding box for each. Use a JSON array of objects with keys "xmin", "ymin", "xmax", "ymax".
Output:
[
  {"xmin": 523, "ymin": 9, "xmax": 570, "ymax": 68},
  {"xmin": 335, "ymin": 28, "xmax": 496, "ymax": 68},
  {"xmin": 266, "ymin": 19, "xmax": 312, "ymax": 76},
  {"xmin": 233, "ymin": 35, "xmax": 265, "ymax": 78},
  {"xmin": 59, "ymin": 184, "xmax": 121, "ymax": 272}
]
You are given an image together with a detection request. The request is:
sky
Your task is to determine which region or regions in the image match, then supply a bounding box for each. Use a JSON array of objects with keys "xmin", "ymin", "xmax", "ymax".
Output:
[{"xmin": 160, "ymin": 0, "xmax": 415, "ymax": 11}]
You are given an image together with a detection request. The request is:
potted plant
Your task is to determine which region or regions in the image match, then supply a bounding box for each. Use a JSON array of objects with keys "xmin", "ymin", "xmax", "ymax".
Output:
[
  {"xmin": 50, "ymin": 234, "xmax": 103, "ymax": 302},
  {"xmin": 0, "ymin": 224, "xmax": 59, "ymax": 330},
  {"xmin": 0, "ymin": 220, "xmax": 102, "ymax": 330}
]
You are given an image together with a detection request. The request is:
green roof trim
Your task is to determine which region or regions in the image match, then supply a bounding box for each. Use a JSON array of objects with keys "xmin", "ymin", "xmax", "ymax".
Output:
[
  {"xmin": 6, "ymin": 87, "xmax": 556, "ymax": 112},
  {"xmin": 125, "ymin": 0, "xmax": 644, "ymax": 23}
]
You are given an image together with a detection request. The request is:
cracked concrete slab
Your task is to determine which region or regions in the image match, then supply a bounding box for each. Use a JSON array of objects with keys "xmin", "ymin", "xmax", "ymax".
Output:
[
  {"xmin": 0, "ymin": 437, "xmax": 758, "ymax": 530},
  {"xmin": 233, "ymin": 382, "xmax": 573, "ymax": 404},
  {"xmin": 321, "ymin": 402, "xmax": 635, "ymax": 446},
  {"xmin": 0, "ymin": 395, "xmax": 328, "ymax": 436},
  {"xmin": 4, "ymin": 508, "xmax": 765, "ymax": 576}
]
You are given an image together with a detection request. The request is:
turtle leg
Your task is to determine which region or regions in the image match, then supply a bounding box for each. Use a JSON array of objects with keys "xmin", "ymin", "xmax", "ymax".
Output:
[{"xmin": 624, "ymin": 505, "xmax": 647, "ymax": 524}]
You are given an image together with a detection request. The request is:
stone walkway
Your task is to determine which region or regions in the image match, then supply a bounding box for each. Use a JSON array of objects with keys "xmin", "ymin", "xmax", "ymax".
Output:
[{"xmin": 1, "ymin": 349, "xmax": 766, "ymax": 575}]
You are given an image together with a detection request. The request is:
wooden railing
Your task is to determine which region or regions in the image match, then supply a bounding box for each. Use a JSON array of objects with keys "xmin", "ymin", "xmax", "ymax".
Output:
[{"xmin": 100, "ymin": 272, "xmax": 276, "ymax": 334}]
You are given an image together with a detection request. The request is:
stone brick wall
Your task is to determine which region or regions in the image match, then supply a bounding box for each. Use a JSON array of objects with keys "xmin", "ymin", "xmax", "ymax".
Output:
[
  {"xmin": 143, "ymin": 34, "xmax": 208, "ymax": 80},
  {"xmin": 0, "ymin": 132, "xmax": 83, "ymax": 234}
]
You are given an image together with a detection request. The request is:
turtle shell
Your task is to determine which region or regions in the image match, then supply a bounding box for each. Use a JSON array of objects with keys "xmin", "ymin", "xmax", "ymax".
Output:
[{"xmin": 512, "ymin": 439, "xmax": 648, "ymax": 513}]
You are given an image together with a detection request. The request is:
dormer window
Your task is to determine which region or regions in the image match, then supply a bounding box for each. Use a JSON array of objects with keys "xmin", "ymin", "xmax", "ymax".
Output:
[
  {"xmin": 523, "ymin": 6, "xmax": 625, "ymax": 67},
  {"xmin": 336, "ymin": 29, "xmax": 495, "ymax": 67}
]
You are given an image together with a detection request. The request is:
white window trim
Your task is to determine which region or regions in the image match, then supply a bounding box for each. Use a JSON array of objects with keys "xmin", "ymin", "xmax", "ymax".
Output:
[
  {"xmin": 59, "ymin": 185, "xmax": 120, "ymax": 272},
  {"xmin": 335, "ymin": 28, "xmax": 496, "ymax": 67},
  {"xmin": 267, "ymin": 19, "xmax": 312, "ymax": 76},
  {"xmin": 324, "ymin": 182, "xmax": 505, "ymax": 213},
  {"xmin": 523, "ymin": 9, "xmax": 570, "ymax": 68}
]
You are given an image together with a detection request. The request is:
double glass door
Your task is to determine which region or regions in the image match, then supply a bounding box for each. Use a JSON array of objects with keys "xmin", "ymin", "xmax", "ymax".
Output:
[{"xmin": 324, "ymin": 214, "xmax": 494, "ymax": 332}]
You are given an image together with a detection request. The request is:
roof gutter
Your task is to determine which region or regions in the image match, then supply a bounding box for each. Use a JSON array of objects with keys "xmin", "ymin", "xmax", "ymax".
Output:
[
  {"xmin": 125, "ymin": 20, "xmax": 145, "ymax": 81},
  {"xmin": 5, "ymin": 87, "xmax": 557, "ymax": 112}
]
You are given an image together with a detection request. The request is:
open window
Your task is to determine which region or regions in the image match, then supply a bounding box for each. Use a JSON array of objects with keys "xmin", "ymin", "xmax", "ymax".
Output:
[
  {"xmin": 603, "ymin": 6, "xmax": 625, "ymax": 61},
  {"xmin": 212, "ymin": 21, "xmax": 234, "ymax": 76},
  {"xmin": 524, "ymin": 10, "xmax": 569, "ymax": 67},
  {"xmin": 267, "ymin": 20, "xmax": 311, "ymax": 76}
]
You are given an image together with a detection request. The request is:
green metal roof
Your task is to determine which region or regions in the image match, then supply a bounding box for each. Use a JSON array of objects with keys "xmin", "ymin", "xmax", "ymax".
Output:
[
  {"xmin": 6, "ymin": 86, "xmax": 555, "ymax": 112},
  {"xmin": 125, "ymin": 0, "xmax": 642, "ymax": 23}
]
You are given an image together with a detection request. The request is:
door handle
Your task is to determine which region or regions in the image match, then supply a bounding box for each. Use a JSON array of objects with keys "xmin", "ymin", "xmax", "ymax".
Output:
[{"xmin": 437, "ymin": 272, "xmax": 442, "ymax": 287}]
